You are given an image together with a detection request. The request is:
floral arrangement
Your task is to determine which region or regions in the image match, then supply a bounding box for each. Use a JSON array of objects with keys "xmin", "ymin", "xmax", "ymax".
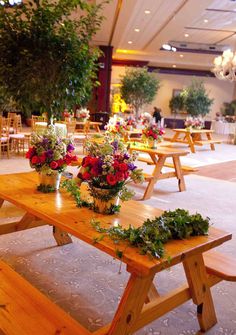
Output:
[
  {"xmin": 77, "ymin": 138, "xmax": 144, "ymax": 213},
  {"xmin": 63, "ymin": 109, "xmax": 74, "ymax": 118},
  {"xmin": 76, "ymin": 108, "xmax": 90, "ymax": 121},
  {"xmin": 184, "ymin": 116, "xmax": 205, "ymax": 130},
  {"xmin": 140, "ymin": 112, "xmax": 153, "ymax": 126},
  {"xmin": 104, "ymin": 115, "xmax": 127, "ymax": 137},
  {"xmin": 26, "ymin": 126, "xmax": 77, "ymax": 175},
  {"xmin": 125, "ymin": 115, "xmax": 137, "ymax": 129},
  {"xmin": 142, "ymin": 124, "xmax": 165, "ymax": 141}
]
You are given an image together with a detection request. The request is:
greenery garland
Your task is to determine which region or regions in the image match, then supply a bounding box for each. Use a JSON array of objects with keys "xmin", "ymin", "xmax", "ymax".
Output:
[
  {"xmin": 62, "ymin": 180, "xmax": 211, "ymax": 258},
  {"xmin": 91, "ymin": 209, "xmax": 210, "ymax": 259}
]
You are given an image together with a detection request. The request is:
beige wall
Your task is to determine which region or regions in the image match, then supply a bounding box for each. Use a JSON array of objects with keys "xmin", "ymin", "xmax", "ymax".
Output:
[{"xmin": 111, "ymin": 66, "xmax": 234, "ymax": 120}]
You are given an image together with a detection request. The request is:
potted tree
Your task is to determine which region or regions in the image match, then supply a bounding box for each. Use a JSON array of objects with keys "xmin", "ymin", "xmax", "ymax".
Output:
[
  {"xmin": 182, "ymin": 79, "xmax": 214, "ymax": 117},
  {"xmin": 0, "ymin": 0, "xmax": 106, "ymax": 123},
  {"xmin": 169, "ymin": 93, "xmax": 185, "ymax": 128},
  {"xmin": 120, "ymin": 67, "xmax": 160, "ymax": 120}
]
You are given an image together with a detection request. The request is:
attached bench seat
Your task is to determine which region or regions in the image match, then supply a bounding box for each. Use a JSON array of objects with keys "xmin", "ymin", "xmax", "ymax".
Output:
[
  {"xmin": 0, "ymin": 260, "xmax": 90, "ymax": 335},
  {"xmin": 204, "ymin": 250, "xmax": 236, "ymax": 282},
  {"xmin": 138, "ymin": 157, "xmax": 198, "ymax": 173},
  {"xmin": 194, "ymin": 140, "xmax": 221, "ymax": 146}
]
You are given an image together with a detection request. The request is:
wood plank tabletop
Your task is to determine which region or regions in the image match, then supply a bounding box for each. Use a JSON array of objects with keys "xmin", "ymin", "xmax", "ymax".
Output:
[{"xmin": 0, "ymin": 172, "xmax": 231, "ymax": 276}]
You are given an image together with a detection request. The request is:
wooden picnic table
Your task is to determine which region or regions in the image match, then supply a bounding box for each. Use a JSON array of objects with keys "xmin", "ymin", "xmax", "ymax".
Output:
[
  {"xmin": 170, "ymin": 128, "xmax": 221, "ymax": 153},
  {"xmin": 129, "ymin": 144, "xmax": 189, "ymax": 200},
  {"xmin": 76, "ymin": 121, "xmax": 102, "ymax": 133},
  {"xmin": 0, "ymin": 172, "xmax": 233, "ymax": 335}
]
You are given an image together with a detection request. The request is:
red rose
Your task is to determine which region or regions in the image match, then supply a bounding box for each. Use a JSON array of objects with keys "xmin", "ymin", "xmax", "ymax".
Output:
[
  {"xmin": 31, "ymin": 156, "xmax": 40, "ymax": 165},
  {"xmin": 115, "ymin": 171, "xmax": 124, "ymax": 182},
  {"xmin": 107, "ymin": 174, "xmax": 117, "ymax": 186},
  {"xmin": 39, "ymin": 153, "xmax": 46, "ymax": 163},
  {"xmin": 57, "ymin": 159, "xmax": 64, "ymax": 167},
  {"xmin": 50, "ymin": 161, "xmax": 58, "ymax": 169},
  {"xmin": 119, "ymin": 163, "xmax": 128, "ymax": 172},
  {"xmin": 26, "ymin": 147, "xmax": 35, "ymax": 159},
  {"xmin": 82, "ymin": 171, "xmax": 91, "ymax": 180}
]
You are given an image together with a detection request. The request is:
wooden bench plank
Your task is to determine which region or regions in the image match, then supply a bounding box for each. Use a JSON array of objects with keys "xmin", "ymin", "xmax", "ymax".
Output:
[
  {"xmin": 194, "ymin": 140, "xmax": 221, "ymax": 146},
  {"xmin": 138, "ymin": 157, "xmax": 197, "ymax": 172},
  {"xmin": 0, "ymin": 260, "xmax": 91, "ymax": 335},
  {"xmin": 204, "ymin": 250, "xmax": 236, "ymax": 282}
]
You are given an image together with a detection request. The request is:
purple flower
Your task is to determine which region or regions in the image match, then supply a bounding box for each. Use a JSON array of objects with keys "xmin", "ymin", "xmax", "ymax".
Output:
[
  {"xmin": 127, "ymin": 163, "xmax": 136, "ymax": 171},
  {"xmin": 112, "ymin": 140, "xmax": 119, "ymax": 151},
  {"xmin": 46, "ymin": 149, "xmax": 54, "ymax": 158},
  {"xmin": 124, "ymin": 153, "xmax": 130, "ymax": 160},
  {"xmin": 67, "ymin": 143, "xmax": 75, "ymax": 152}
]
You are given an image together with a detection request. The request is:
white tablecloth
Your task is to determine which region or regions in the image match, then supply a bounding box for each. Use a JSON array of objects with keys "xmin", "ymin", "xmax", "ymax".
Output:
[
  {"xmin": 34, "ymin": 122, "xmax": 67, "ymax": 137},
  {"xmin": 211, "ymin": 121, "xmax": 236, "ymax": 135}
]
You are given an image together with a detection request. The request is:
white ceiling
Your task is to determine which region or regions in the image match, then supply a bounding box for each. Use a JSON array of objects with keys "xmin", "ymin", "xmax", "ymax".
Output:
[{"xmin": 93, "ymin": 0, "xmax": 236, "ymax": 71}]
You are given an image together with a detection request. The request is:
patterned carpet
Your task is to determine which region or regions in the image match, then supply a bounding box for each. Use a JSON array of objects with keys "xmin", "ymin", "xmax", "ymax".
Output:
[{"xmin": 0, "ymin": 145, "xmax": 236, "ymax": 334}]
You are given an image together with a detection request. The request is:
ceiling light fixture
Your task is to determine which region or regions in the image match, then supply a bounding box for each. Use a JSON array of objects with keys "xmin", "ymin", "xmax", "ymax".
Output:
[
  {"xmin": 144, "ymin": 10, "xmax": 151, "ymax": 14},
  {"xmin": 162, "ymin": 44, "xmax": 177, "ymax": 52},
  {"xmin": 172, "ymin": 65, "xmax": 176, "ymax": 68},
  {"xmin": 180, "ymin": 54, "xmax": 184, "ymax": 58},
  {"xmin": 134, "ymin": 28, "xmax": 140, "ymax": 32},
  {"xmin": 128, "ymin": 41, "xmax": 132, "ymax": 44},
  {"xmin": 204, "ymin": 19, "xmax": 208, "ymax": 23},
  {"xmin": 213, "ymin": 49, "xmax": 236, "ymax": 81},
  {"xmin": 184, "ymin": 33, "xmax": 189, "ymax": 37}
]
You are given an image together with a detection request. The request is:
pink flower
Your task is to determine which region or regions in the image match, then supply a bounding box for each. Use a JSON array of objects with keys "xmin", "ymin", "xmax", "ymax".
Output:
[
  {"xmin": 50, "ymin": 161, "xmax": 58, "ymax": 169},
  {"xmin": 31, "ymin": 156, "xmax": 40, "ymax": 165},
  {"xmin": 107, "ymin": 174, "xmax": 117, "ymax": 186}
]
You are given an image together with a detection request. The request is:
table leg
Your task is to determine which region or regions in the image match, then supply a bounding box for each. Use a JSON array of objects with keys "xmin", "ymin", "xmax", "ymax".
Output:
[
  {"xmin": 172, "ymin": 156, "xmax": 186, "ymax": 192},
  {"xmin": 142, "ymin": 156, "xmax": 166, "ymax": 200},
  {"xmin": 107, "ymin": 272, "xmax": 155, "ymax": 335},
  {"xmin": 0, "ymin": 198, "xmax": 4, "ymax": 208},
  {"xmin": 185, "ymin": 132, "xmax": 195, "ymax": 153},
  {"xmin": 183, "ymin": 254, "xmax": 217, "ymax": 332},
  {"xmin": 206, "ymin": 132, "xmax": 215, "ymax": 150},
  {"xmin": 53, "ymin": 226, "xmax": 72, "ymax": 246}
]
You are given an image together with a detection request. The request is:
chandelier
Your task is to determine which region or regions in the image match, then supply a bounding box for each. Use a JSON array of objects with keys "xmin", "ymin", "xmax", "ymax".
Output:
[{"xmin": 213, "ymin": 49, "xmax": 236, "ymax": 81}]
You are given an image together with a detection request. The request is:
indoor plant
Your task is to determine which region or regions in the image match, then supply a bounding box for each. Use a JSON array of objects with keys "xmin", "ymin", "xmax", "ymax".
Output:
[
  {"xmin": 142, "ymin": 124, "xmax": 165, "ymax": 148},
  {"xmin": 182, "ymin": 79, "xmax": 214, "ymax": 117},
  {"xmin": 0, "ymin": 0, "xmax": 106, "ymax": 122},
  {"xmin": 77, "ymin": 138, "xmax": 144, "ymax": 214},
  {"xmin": 120, "ymin": 67, "xmax": 160, "ymax": 120},
  {"xmin": 26, "ymin": 126, "xmax": 77, "ymax": 192},
  {"xmin": 76, "ymin": 108, "xmax": 90, "ymax": 122}
]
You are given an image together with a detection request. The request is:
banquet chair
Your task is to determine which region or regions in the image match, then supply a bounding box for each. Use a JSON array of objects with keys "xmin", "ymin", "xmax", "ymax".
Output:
[
  {"xmin": 66, "ymin": 120, "xmax": 77, "ymax": 137},
  {"xmin": 9, "ymin": 115, "xmax": 30, "ymax": 154},
  {"xmin": 0, "ymin": 117, "xmax": 10, "ymax": 158},
  {"xmin": 7, "ymin": 112, "xmax": 17, "ymax": 134}
]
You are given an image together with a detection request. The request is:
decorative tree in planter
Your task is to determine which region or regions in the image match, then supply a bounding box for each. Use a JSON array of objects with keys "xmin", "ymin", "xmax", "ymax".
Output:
[
  {"xmin": 120, "ymin": 67, "xmax": 160, "ymax": 119},
  {"xmin": 182, "ymin": 79, "xmax": 214, "ymax": 117},
  {"xmin": 0, "ymin": 0, "xmax": 106, "ymax": 122}
]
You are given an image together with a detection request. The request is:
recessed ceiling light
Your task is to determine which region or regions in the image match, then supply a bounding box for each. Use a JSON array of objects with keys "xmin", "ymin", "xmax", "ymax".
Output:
[
  {"xmin": 144, "ymin": 10, "xmax": 151, "ymax": 14},
  {"xmin": 204, "ymin": 19, "xmax": 208, "ymax": 23},
  {"xmin": 184, "ymin": 33, "xmax": 189, "ymax": 37},
  {"xmin": 172, "ymin": 64, "xmax": 176, "ymax": 68},
  {"xmin": 134, "ymin": 28, "xmax": 140, "ymax": 32},
  {"xmin": 172, "ymin": 47, "xmax": 177, "ymax": 52},
  {"xmin": 162, "ymin": 44, "xmax": 171, "ymax": 51},
  {"xmin": 180, "ymin": 54, "xmax": 184, "ymax": 58},
  {"xmin": 128, "ymin": 41, "xmax": 132, "ymax": 44}
]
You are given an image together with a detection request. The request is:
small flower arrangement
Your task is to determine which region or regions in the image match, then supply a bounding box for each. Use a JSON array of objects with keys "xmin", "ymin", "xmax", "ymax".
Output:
[
  {"xmin": 184, "ymin": 116, "xmax": 205, "ymax": 130},
  {"xmin": 125, "ymin": 116, "xmax": 137, "ymax": 129},
  {"xmin": 77, "ymin": 138, "xmax": 144, "ymax": 213},
  {"xmin": 104, "ymin": 115, "xmax": 127, "ymax": 137},
  {"xmin": 142, "ymin": 124, "xmax": 165, "ymax": 142},
  {"xmin": 76, "ymin": 108, "xmax": 90, "ymax": 121},
  {"xmin": 26, "ymin": 126, "xmax": 77, "ymax": 175},
  {"xmin": 140, "ymin": 112, "xmax": 153, "ymax": 126},
  {"xmin": 63, "ymin": 109, "xmax": 74, "ymax": 118}
]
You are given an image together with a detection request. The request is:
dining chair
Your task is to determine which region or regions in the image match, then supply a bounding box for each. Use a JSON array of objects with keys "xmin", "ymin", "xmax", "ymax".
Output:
[{"xmin": 0, "ymin": 117, "xmax": 10, "ymax": 158}]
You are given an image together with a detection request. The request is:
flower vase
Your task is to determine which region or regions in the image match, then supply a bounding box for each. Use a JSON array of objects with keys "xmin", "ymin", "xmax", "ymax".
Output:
[
  {"xmin": 148, "ymin": 139, "xmax": 158, "ymax": 149},
  {"xmin": 91, "ymin": 186, "xmax": 120, "ymax": 214},
  {"xmin": 37, "ymin": 171, "xmax": 62, "ymax": 193}
]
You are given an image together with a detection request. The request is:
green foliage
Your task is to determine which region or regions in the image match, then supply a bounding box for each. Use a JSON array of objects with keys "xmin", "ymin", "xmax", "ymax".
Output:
[
  {"xmin": 91, "ymin": 208, "xmax": 210, "ymax": 259},
  {"xmin": 169, "ymin": 94, "xmax": 185, "ymax": 113},
  {"xmin": 61, "ymin": 179, "xmax": 91, "ymax": 207},
  {"xmin": 120, "ymin": 67, "xmax": 160, "ymax": 117},
  {"xmin": 182, "ymin": 79, "xmax": 214, "ymax": 117},
  {"xmin": 0, "ymin": 0, "xmax": 107, "ymax": 119},
  {"xmin": 221, "ymin": 100, "xmax": 236, "ymax": 116}
]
